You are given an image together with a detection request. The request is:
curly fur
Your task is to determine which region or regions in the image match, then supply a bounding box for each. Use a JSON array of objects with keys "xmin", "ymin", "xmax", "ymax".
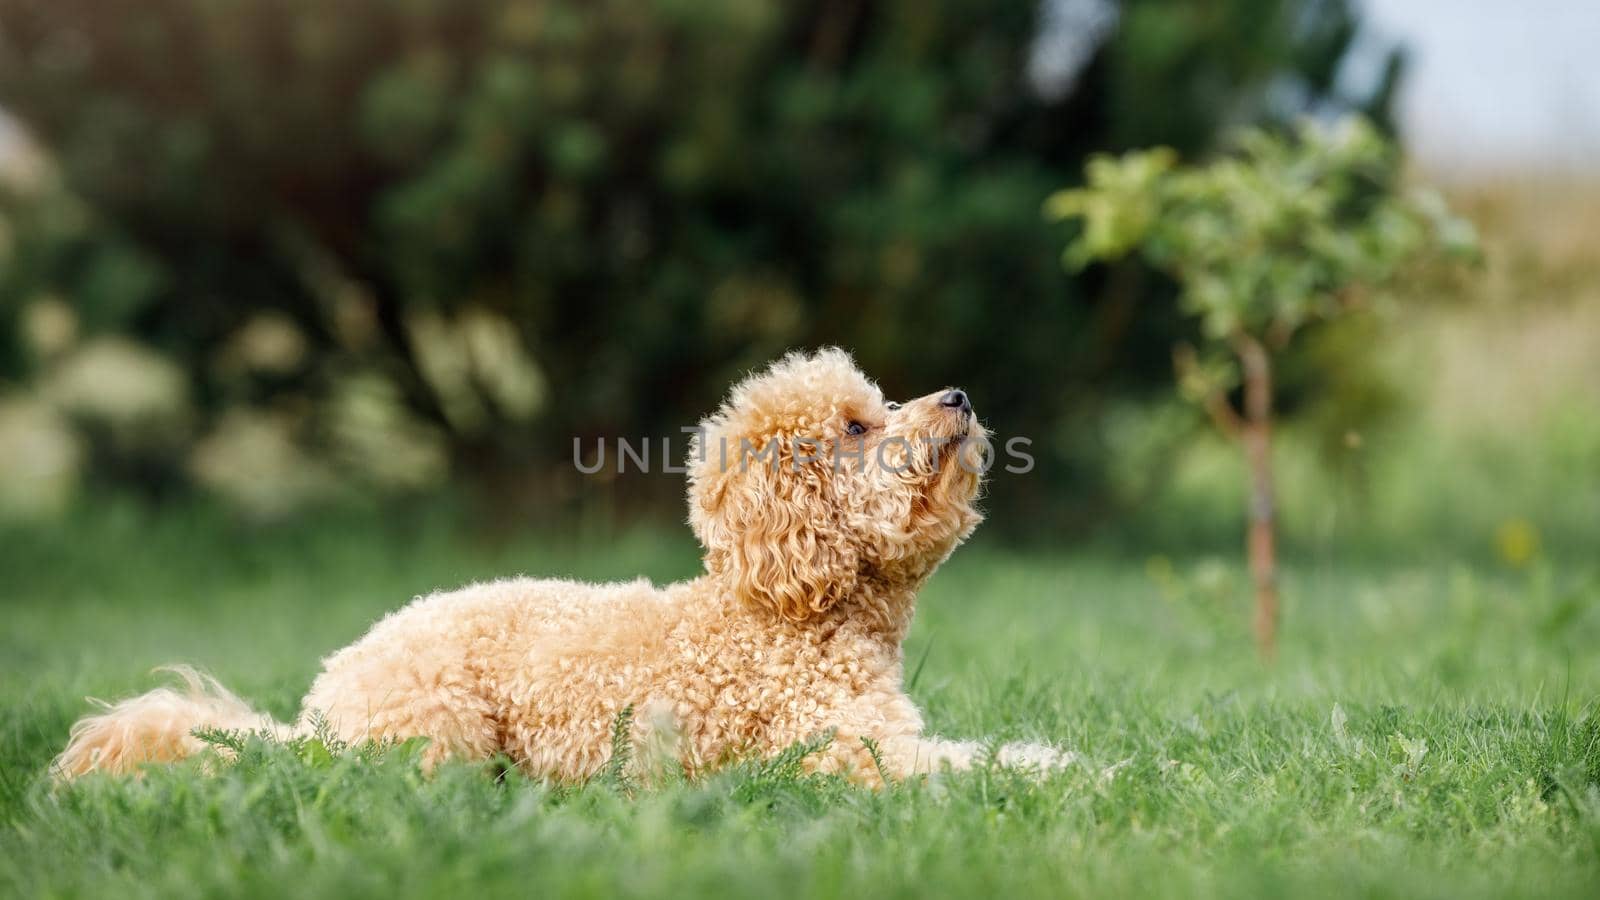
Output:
[{"xmin": 55, "ymin": 349, "xmax": 1068, "ymax": 784}]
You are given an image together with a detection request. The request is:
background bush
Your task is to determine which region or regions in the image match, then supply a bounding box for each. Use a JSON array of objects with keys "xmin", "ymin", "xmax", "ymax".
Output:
[{"xmin": 0, "ymin": 0, "xmax": 1395, "ymax": 527}]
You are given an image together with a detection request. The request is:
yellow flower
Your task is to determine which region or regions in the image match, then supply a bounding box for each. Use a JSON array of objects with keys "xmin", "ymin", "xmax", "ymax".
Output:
[{"xmin": 1494, "ymin": 518, "xmax": 1540, "ymax": 569}]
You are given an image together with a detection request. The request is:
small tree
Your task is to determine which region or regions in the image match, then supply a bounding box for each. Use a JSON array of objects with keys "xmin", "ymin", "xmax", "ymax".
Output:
[{"xmin": 1047, "ymin": 117, "xmax": 1475, "ymax": 658}]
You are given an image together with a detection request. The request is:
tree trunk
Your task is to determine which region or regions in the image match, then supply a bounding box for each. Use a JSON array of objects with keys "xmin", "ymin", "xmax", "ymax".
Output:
[{"xmin": 1233, "ymin": 333, "xmax": 1279, "ymax": 660}]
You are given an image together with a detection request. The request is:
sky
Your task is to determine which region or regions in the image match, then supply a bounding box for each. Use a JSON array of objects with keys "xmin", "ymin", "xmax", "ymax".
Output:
[{"xmin": 1361, "ymin": 0, "xmax": 1600, "ymax": 171}]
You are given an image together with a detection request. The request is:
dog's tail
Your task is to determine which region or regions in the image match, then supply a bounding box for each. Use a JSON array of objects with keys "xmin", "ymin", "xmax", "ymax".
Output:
[{"xmin": 53, "ymin": 665, "xmax": 294, "ymax": 779}]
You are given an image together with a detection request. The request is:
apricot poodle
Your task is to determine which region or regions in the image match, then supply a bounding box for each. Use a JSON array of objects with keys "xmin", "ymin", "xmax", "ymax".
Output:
[{"xmin": 55, "ymin": 349, "xmax": 1067, "ymax": 785}]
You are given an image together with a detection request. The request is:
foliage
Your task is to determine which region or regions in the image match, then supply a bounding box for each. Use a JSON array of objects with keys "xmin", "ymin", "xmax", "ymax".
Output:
[
  {"xmin": 1048, "ymin": 117, "xmax": 1476, "ymax": 358},
  {"xmin": 0, "ymin": 0, "xmax": 1397, "ymax": 525},
  {"xmin": 3, "ymin": 510, "xmax": 1599, "ymax": 897}
]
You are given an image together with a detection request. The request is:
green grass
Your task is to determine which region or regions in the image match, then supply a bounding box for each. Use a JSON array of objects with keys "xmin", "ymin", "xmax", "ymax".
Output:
[{"xmin": 2, "ymin": 504, "xmax": 1598, "ymax": 899}]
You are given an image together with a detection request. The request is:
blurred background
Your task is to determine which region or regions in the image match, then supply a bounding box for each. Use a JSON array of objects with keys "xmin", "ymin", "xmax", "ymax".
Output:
[{"xmin": 0, "ymin": 0, "xmax": 1594, "ymax": 562}]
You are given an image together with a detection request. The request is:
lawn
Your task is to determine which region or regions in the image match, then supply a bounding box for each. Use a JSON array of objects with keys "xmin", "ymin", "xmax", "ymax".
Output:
[{"xmin": 2, "ymin": 504, "xmax": 1597, "ymax": 899}]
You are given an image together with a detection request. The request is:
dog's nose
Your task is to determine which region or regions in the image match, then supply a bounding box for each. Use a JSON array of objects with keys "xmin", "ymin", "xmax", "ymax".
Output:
[{"xmin": 939, "ymin": 389, "xmax": 971, "ymax": 414}]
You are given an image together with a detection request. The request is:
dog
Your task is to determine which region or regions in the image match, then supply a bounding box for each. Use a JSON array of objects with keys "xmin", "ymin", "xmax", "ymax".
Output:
[{"xmin": 55, "ymin": 349, "xmax": 1067, "ymax": 785}]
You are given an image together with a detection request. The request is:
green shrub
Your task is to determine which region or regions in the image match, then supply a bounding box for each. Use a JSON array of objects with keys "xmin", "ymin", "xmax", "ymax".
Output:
[{"xmin": 0, "ymin": 0, "xmax": 1395, "ymax": 524}]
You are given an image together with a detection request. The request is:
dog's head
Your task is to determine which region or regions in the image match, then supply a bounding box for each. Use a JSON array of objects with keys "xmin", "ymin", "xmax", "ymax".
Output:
[{"xmin": 688, "ymin": 348, "xmax": 986, "ymax": 621}]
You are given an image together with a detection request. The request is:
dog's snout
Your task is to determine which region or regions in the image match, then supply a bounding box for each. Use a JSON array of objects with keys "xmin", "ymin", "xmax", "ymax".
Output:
[{"xmin": 939, "ymin": 389, "xmax": 971, "ymax": 414}]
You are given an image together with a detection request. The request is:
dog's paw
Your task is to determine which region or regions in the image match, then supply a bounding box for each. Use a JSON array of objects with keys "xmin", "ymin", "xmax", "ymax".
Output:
[{"xmin": 995, "ymin": 742, "xmax": 1078, "ymax": 773}]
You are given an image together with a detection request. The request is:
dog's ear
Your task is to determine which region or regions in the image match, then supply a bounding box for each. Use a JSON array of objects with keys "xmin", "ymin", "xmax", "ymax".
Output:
[{"xmin": 692, "ymin": 443, "xmax": 860, "ymax": 621}]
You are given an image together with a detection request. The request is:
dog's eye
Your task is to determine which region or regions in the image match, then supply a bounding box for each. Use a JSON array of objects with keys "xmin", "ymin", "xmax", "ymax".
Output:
[
  {"xmin": 886, "ymin": 402, "xmax": 902, "ymax": 411},
  {"xmin": 845, "ymin": 421, "xmax": 867, "ymax": 436}
]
